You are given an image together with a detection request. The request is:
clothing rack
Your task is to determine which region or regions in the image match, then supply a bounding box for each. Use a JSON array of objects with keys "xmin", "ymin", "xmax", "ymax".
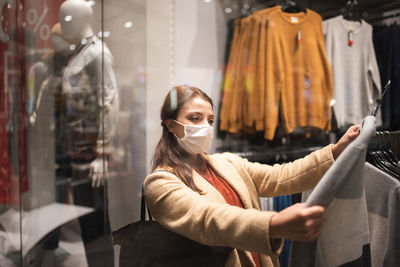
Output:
[
  {"xmin": 368, "ymin": 130, "xmax": 400, "ymax": 160},
  {"xmin": 247, "ymin": 0, "xmax": 400, "ymax": 20},
  {"xmin": 314, "ymin": 0, "xmax": 400, "ymax": 21},
  {"xmin": 243, "ymin": 0, "xmax": 310, "ymax": 15},
  {"xmin": 367, "ymin": 130, "xmax": 400, "ymax": 180},
  {"xmin": 250, "ymin": 1, "xmax": 276, "ymax": 13},
  {"xmin": 368, "ymin": 11, "xmax": 400, "ymax": 24},
  {"xmin": 231, "ymin": 131, "xmax": 400, "ymax": 164},
  {"xmin": 388, "ymin": 130, "xmax": 400, "ymax": 159},
  {"xmin": 233, "ymin": 146, "xmax": 323, "ymax": 164}
]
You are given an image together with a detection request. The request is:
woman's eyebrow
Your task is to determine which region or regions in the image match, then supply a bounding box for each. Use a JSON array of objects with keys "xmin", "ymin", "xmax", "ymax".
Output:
[
  {"xmin": 186, "ymin": 111, "xmax": 214, "ymax": 117},
  {"xmin": 187, "ymin": 111, "xmax": 203, "ymax": 115}
]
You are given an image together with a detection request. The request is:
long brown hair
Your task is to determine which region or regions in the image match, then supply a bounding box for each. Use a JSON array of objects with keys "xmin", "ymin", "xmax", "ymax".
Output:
[{"xmin": 151, "ymin": 85, "xmax": 213, "ymax": 193}]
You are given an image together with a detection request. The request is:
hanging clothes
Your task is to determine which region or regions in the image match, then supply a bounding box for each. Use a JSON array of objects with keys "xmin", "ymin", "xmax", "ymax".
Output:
[
  {"xmin": 243, "ymin": 6, "xmax": 281, "ymax": 133},
  {"xmin": 220, "ymin": 16, "xmax": 249, "ymax": 134},
  {"xmin": 364, "ymin": 162, "xmax": 400, "ymax": 267},
  {"xmin": 220, "ymin": 7, "xmax": 333, "ymax": 140},
  {"xmin": 290, "ymin": 115, "xmax": 376, "ymax": 267},
  {"xmin": 264, "ymin": 8, "xmax": 333, "ymax": 140},
  {"xmin": 259, "ymin": 197, "xmax": 274, "ymax": 211},
  {"xmin": 323, "ymin": 16, "xmax": 382, "ymax": 128},
  {"xmin": 373, "ymin": 25, "xmax": 400, "ymax": 131},
  {"xmin": 273, "ymin": 195, "xmax": 292, "ymax": 267}
]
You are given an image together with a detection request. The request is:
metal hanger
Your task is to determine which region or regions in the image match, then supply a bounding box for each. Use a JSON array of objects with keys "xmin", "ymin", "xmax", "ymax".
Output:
[
  {"xmin": 280, "ymin": 0, "xmax": 306, "ymax": 14},
  {"xmin": 342, "ymin": 0, "xmax": 362, "ymax": 22}
]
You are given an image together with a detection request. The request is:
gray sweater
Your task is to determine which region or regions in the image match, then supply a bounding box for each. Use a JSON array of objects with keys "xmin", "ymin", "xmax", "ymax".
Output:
[
  {"xmin": 323, "ymin": 16, "xmax": 382, "ymax": 127},
  {"xmin": 364, "ymin": 163, "xmax": 400, "ymax": 267},
  {"xmin": 290, "ymin": 115, "xmax": 376, "ymax": 267}
]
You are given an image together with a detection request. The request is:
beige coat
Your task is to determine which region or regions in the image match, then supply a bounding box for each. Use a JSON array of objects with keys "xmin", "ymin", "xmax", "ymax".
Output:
[{"xmin": 144, "ymin": 145, "xmax": 334, "ymax": 267}]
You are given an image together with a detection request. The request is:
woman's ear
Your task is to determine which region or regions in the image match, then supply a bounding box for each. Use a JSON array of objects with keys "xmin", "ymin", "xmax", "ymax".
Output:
[{"xmin": 165, "ymin": 119, "xmax": 175, "ymax": 133}]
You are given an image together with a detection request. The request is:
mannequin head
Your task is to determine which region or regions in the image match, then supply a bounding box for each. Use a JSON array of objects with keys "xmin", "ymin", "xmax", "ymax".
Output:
[
  {"xmin": 50, "ymin": 23, "xmax": 71, "ymax": 53},
  {"xmin": 59, "ymin": 0, "xmax": 94, "ymax": 45}
]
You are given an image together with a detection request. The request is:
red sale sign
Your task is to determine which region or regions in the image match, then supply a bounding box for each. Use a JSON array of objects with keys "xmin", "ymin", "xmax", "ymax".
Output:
[{"xmin": 0, "ymin": 0, "xmax": 64, "ymax": 205}]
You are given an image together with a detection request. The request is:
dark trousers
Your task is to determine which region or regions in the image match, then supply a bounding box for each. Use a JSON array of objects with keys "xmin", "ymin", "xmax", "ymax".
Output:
[
  {"xmin": 72, "ymin": 181, "xmax": 114, "ymax": 267},
  {"xmin": 43, "ymin": 155, "xmax": 114, "ymax": 267}
]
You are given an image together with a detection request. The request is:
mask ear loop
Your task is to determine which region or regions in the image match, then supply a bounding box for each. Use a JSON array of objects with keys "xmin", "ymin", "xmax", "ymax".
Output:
[
  {"xmin": 172, "ymin": 120, "xmax": 185, "ymax": 139},
  {"xmin": 173, "ymin": 120, "xmax": 184, "ymax": 126}
]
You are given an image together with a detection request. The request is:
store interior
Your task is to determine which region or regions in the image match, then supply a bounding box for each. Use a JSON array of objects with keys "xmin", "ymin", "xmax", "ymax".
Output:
[{"xmin": 0, "ymin": 0, "xmax": 399, "ymax": 266}]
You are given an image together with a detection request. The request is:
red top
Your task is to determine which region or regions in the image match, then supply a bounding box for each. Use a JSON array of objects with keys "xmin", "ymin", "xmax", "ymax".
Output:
[{"xmin": 196, "ymin": 161, "xmax": 261, "ymax": 267}]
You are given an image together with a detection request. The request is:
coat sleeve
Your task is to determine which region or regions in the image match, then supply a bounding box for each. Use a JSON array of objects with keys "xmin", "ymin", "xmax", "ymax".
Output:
[
  {"xmin": 94, "ymin": 52, "xmax": 119, "ymax": 155},
  {"xmin": 221, "ymin": 144, "xmax": 335, "ymax": 197},
  {"xmin": 143, "ymin": 170, "xmax": 282, "ymax": 256}
]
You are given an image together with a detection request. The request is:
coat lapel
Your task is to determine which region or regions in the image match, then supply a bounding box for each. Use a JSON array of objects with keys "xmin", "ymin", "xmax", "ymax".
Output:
[{"xmin": 200, "ymin": 153, "xmax": 254, "ymax": 209}]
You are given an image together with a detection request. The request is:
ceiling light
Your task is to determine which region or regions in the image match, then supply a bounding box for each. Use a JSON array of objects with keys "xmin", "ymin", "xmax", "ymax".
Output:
[
  {"xmin": 98, "ymin": 31, "xmax": 111, "ymax": 38},
  {"xmin": 124, "ymin": 21, "xmax": 133, "ymax": 28}
]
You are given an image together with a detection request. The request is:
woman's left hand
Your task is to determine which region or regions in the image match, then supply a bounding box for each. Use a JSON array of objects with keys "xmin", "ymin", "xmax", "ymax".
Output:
[{"xmin": 332, "ymin": 125, "xmax": 360, "ymax": 160}]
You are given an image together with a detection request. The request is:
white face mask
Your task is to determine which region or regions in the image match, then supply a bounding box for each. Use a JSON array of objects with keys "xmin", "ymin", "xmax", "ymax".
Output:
[{"xmin": 173, "ymin": 120, "xmax": 213, "ymax": 154}]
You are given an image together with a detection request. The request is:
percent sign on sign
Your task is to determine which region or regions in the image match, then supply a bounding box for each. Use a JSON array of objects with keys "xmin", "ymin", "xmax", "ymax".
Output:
[{"xmin": 26, "ymin": 7, "xmax": 50, "ymax": 41}]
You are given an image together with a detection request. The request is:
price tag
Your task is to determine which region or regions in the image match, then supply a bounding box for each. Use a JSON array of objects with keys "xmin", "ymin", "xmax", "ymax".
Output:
[{"xmin": 348, "ymin": 30, "xmax": 354, "ymax": 47}]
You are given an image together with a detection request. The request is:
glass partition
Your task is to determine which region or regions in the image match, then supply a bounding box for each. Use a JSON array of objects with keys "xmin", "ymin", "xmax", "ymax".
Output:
[{"xmin": 0, "ymin": 0, "xmax": 146, "ymax": 266}]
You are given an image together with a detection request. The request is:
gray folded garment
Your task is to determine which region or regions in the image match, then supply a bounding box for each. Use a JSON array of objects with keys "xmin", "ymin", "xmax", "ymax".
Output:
[
  {"xmin": 364, "ymin": 162, "xmax": 400, "ymax": 267},
  {"xmin": 290, "ymin": 115, "xmax": 376, "ymax": 267}
]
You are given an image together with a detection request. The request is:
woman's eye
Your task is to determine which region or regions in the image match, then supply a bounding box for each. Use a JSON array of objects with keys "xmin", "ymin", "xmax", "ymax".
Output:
[
  {"xmin": 190, "ymin": 116, "xmax": 200, "ymax": 121},
  {"xmin": 209, "ymin": 119, "xmax": 214, "ymax": 125}
]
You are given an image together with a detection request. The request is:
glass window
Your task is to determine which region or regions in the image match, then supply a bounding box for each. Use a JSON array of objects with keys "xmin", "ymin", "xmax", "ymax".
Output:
[{"xmin": 0, "ymin": 0, "xmax": 145, "ymax": 266}]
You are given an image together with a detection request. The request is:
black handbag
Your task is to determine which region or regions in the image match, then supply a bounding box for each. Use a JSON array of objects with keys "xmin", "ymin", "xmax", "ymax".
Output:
[{"xmin": 112, "ymin": 189, "xmax": 233, "ymax": 267}]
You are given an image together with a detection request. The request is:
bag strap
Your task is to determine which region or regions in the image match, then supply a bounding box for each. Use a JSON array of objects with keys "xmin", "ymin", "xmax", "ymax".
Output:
[
  {"xmin": 141, "ymin": 170, "xmax": 174, "ymax": 221},
  {"xmin": 141, "ymin": 187, "xmax": 153, "ymax": 221}
]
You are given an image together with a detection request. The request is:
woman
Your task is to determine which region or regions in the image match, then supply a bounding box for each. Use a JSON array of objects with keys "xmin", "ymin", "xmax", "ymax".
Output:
[{"xmin": 144, "ymin": 85, "xmax": 359, "ymax": 267}]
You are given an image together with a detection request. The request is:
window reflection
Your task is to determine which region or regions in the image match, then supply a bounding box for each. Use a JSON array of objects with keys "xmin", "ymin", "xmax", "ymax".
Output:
[
  {"xmin": 1, "ymin": 0, "xmax": 129, "ymax": 266},
  {"xmin": 0, "ymin": 0, "xmax": 145, "ymax": 264}
]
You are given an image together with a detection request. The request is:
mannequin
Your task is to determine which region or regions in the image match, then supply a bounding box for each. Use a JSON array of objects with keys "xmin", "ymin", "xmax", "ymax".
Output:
[
  {"xmin": 57, "ymin": 0, "xmax": 119, "ymax": 266},
  {"xmin": 59, "ymin": 0, "xmax": 119, "ymax": 187}
]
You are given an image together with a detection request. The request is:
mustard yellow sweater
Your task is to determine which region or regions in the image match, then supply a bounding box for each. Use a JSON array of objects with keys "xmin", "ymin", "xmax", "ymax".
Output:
[
  {"xmin": 264, "ymin": 9, "xmax": 333, "ymax": 139},
  {"xmin": 220, "ymin": 7, "xmax": 333, "ymax": 140},
  {"xmin": 220, "ymin": 7, "xmax": 281, "ymax": 135}
]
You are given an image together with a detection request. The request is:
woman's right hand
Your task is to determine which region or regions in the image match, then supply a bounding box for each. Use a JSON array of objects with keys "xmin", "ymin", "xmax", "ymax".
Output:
[{"xmin": 269, "ymin": 203, "xmax": 325, "ymax": 242}]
